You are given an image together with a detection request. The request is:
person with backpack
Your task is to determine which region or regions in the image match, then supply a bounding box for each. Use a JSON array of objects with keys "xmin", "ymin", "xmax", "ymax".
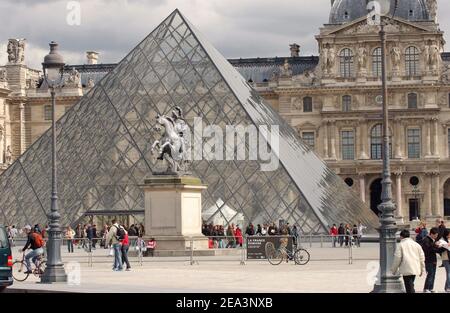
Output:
[
  {"xmin": 106, "ymin": 219, "xmax": 123, "ymax": 271},
  {"xmin": 22, "ymin": 225, "xmax": 45, "ymax": 274}
]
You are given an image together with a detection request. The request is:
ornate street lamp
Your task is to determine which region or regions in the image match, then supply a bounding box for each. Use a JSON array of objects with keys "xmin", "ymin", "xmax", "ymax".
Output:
[
  {"xmin": 370, "ymin": 0, "xmax": 404, "ymax": 293},
  {"xmin": 41, "ymin": 41, "xmax": 67, "ymax": 283}
]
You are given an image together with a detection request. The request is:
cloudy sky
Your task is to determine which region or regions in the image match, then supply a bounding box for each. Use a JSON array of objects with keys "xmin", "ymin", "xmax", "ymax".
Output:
[{"xmin": 0, "ymin": 0, "xmax": 449, "ymax": 69}]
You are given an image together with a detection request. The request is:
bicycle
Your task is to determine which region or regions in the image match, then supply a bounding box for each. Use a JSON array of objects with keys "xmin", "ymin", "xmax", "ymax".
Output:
[
  {"xmin": 265, "ymin": 241, "xmax": 310, "ymax": 265},
  {"xmin": 12, "ymin": 251, "xmax": 47, "ymax": 282}
]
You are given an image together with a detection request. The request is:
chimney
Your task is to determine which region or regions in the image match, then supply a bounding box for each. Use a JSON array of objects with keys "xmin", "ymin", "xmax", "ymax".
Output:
[
  {"xmin": 86, "ymin": 51, "xmax": 99, "ymax": 65},
  {"xmin": 290, "ymin": 44, "xmax": 300, "ymax": 57}
]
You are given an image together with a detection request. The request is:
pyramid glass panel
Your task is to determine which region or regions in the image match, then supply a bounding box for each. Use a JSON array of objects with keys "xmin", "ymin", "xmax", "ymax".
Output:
[{"xmin": 0, "ymin": 10, "xmax": 378, "ymax": 233}]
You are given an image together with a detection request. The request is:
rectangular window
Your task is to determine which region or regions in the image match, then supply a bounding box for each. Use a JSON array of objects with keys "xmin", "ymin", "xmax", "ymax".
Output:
[
  {"xmin": 341, "ymin": 130, "xmax": 355, "ymax": 160},
  {"xmin": 408, "ymin": 128, "xmax": 421, "ymax": 159},
  {"xmin": 302, "ymin": 132, "xmax": 315, "ymax": 150},
  {"xmin": 44, "ymin": 105, "xmax": 52, "ymax": 121}
]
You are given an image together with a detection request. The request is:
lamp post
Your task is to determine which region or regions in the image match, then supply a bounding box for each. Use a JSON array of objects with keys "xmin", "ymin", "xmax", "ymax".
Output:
[
  {"xmin": 41, "ymin": 41, "xmax": 67, "ymax": 283},
  {"xmin": 371, "ymin": 0, "xmax": 404, "ymax": 293}
]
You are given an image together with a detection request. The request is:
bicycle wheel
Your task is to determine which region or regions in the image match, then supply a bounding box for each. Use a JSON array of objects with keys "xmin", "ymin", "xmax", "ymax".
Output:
[
  {"xmin": 265, "ymin": 242, "xmax": 283, "ymax": 265},
  {"xmin": 34, "ymin": 261, "xmax": 46, "ymax": 277},
  {"xmin": 12, "ymin": 261, "xmax": 29, "ymax": 282},
  {"xmin": 294, "ymin": 248, "xmax": 310, "ymax": 265}
]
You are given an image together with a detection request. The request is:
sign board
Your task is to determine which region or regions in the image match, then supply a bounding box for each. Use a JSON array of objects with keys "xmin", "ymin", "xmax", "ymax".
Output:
[{"xmin": 246, "ymin": 236, "xmax": 294, "ymax": 260}]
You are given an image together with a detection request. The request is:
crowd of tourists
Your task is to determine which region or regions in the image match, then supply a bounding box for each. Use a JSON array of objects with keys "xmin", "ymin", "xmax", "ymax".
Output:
[
  {"xmin": 202, "ymin": 222, "xmax": 300, "ymax": 248},
  {"xmin": 329, "ymin": 222, "xmax": 367, "ymax": 248},
  {"xmin": 391, "ymin": 219, "xmax": 449, "ymax": 293}
]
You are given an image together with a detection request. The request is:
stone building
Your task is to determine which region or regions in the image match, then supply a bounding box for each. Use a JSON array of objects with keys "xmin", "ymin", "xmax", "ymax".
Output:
[{"xmin": 0, "ymin": 0, "xmax": 449, "ymax": 224}]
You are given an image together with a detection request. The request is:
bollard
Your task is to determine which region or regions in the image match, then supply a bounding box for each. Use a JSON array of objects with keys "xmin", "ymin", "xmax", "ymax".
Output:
[
  {"xmin": 348, "ymin": 238, "xmax": 353, "ymax": 265},
  {"xmin": 240, "ymin": 236, "xmax": 246, "ymax": 265}
]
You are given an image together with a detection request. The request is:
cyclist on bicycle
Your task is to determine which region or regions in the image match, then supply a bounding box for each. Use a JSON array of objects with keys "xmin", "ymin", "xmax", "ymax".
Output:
[{"xmin": 21, "ymin": 225, "xmax": 45, "ymax": 274}]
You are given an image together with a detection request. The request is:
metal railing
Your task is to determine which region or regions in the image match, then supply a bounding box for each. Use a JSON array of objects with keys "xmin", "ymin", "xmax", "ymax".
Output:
[{"xmin": 11, "ymin": 234, "xmax": 378, "ymax": 267}]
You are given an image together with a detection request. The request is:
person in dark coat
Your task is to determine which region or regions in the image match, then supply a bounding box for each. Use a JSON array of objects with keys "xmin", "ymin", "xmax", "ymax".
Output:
[
  {"xmin": 421, "ymin": 227, "xmax": 446, "ymax": 292},
  {"xmin": 338, "ymin": 223, "xmax": 345, "ymax": 247},
  {"xmin": 245, "ymin": 224, "xmax": 255, "ymax": 236},
  {"xmin": 256, "ymin": 224, "xmax": 262, "ymax": 236}
]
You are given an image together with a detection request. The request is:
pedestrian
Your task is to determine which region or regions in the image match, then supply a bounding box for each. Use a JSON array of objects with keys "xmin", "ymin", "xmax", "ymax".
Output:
[
  {"xmin": 8, "ymin": 225, "xmax": 17, "ymax": 247},
  {"xmin": 344, "ymin": 224, "xmax": 351, "ymax": 247},
  {"xmin": 261, "ymin": 224, "xmax": 268, "ymax": 236},
  {"xmin": 437, "ymin": 220, "xmax": 446, "ymax": 268},
  {"xmin": 352, "ymin": 224, "xmax": 359, "ymax": 247},
  {"xmin": 65, "ymin": 226, "xmax": 75, "ymax": 253},
  {"xmin": 106, "ymin": 219, "xmax": 123, "ymax": 271},
  {"xmin": 147, "ymin": 238, "xmax": 156, "ymax": 257},
  {"xmin": 338, "ymin": 223, "xmax": 345, "ymax": 247},
  {"xmin": 292, "ymin": 225, "xmax": 299, "ymax": 248},
  {"xmin": 421, "ymin": 227, "xmax": 444, "ymax": 293},
  {"xmin": 256, "ymin": 224, "xmax": 262, "ymax": 236},
  {"xmin": 391, "ymin": 229, "xmax": 425, "ymax": 293},
  {"xmin": 226, "ymin": 225, "xmax": 235, "ymax": 248},
  {"xmin": 268, "ymin": 222, "xmax": 278, "ymax": 236},
  {"xmin": 86, "ymin": 224, "xmax": 94, "ymax": 252},
  {"xmin": 245, "ymin": 223, "xmax": 255, "ymax": 236},
  {"xmin": 235, "ymin": 225, "xmax": 243, "ymax": 248},
  {"xmin": 415, "ymin": 222, "xmax": 428, "ymax": 244},
  {"xmin": 330, "ymin": 224, "xmax": 338, "ymax": 248},
  {"xmin": 92, "ymin": 224, "xmax": 98, "ymax": 249},
  {"xmin": 357, "ymin": 222, "xmax": 366, "ymax": 246},
  {"xmin": 436, "ymin": 228, "xmax": 450, "ymax": 292},
  {"xmin": 120, "ymin": 226, "xmax": 131, "ymax": 271},
  {"xmin": 100, "ymin": 224, "xmax": 109, "ymax": 249}
]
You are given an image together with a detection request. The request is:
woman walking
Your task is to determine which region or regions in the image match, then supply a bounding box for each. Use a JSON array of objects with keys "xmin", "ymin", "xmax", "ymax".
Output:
[
  {"xmin": 120, "ymin": 226, "xmax": 131, "ymax": 271},
  {"xmin": 438, "ymin": 228, "xmax": 450, "ymax": 292},
  {"xmin": 65, "ymin": 226, "xmax": 75, "ymax": 253}
]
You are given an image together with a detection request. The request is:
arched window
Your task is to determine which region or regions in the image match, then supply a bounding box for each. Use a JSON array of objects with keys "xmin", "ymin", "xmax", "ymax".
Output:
[
  {"xmin": 372, "ymin": 48, "xmax": 382, "ymax": 77},
  {"xmin": 340, "ymin": 48, "xmax": 354, "ymax": 78},
  {"xmin": 371, "ymin": 124, "xmax": 392, "ymax": 159},
  {"xmin": 342, "ymin": 95, "xmax": 352, "ymax": 112},
  {"xmin": 303, "ymin": 97, "xmax": 313, "ymax": 112},
  {"xmin": 405, "ymin": 46, "xmax": 419, "ymax": 76},
  {"xmin": 408, "ymin": 93, "xmax": 418, "ymax": 109}
]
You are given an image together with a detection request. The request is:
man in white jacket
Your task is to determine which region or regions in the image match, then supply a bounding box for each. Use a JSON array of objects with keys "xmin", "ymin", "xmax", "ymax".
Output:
[{"xmin": 391, "ymin": 229, "xmax": 425, "ymax": 293}]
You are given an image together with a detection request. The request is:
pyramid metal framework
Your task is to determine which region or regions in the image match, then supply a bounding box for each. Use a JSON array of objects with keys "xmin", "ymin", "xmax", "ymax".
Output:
[{"xmin": 0, "ymin": 10, "xmax": 379, "ymax": 233}]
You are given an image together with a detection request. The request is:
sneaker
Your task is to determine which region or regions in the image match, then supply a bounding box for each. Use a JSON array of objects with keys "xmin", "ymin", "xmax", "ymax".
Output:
[
  {"xmin": 423, "ymin": 290, "xmax": 432, "ymax": 293},
  {"xmin": 126, "ymin": 268, "xmax": 131, "ymax": 271},
  {"xmin": 430, "ymin": 290, "xmax": 436, "ymax": 293}
]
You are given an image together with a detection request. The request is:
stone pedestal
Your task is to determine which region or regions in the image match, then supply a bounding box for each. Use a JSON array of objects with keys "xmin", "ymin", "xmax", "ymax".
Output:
[{"xmin": 142, "ymin": 175, "xmax": 209, "ymax": 251}]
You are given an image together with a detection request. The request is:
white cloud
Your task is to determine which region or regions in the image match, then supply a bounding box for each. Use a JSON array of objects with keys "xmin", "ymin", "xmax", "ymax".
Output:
[{"xmin": 0, "ymin": 0, "xmax": 449, "ymax": 69}]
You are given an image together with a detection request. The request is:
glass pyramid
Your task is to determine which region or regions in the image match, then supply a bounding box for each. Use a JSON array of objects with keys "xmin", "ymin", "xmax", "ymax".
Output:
[{"xmin": 0, "ymin": 10, "xmax": 379, "ymax": 233}]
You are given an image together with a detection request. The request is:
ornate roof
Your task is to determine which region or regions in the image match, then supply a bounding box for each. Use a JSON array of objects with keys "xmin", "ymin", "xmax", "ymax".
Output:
[{"xmin": 329, "ymin": 0, "xmax": 430, "ymax": 25}]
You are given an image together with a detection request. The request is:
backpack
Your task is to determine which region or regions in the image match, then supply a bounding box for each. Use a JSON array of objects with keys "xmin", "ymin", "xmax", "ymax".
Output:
[
  {"xmin": 31, "ymin": 232, "xmax": 45, "ymax": 248},
  {"xmin": 115, "ymin": 225, "xmax": 126, "ymax": 241}
]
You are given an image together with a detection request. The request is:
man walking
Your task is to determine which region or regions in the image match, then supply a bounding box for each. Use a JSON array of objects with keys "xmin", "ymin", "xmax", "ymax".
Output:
[
  {"xmin": 391, "ymin": 229, "xmax": 425, "ymax": 293},
  {"xmin": 421, "ymin": 227, "xmax": 443, "ymax": 293},
  {"xmin": 338, "ymin": 223, "xmax": 345, "ymax": 247},
  {"xmin": 106, "ymin": 219, "xmax": 123, "ymax": 271}
]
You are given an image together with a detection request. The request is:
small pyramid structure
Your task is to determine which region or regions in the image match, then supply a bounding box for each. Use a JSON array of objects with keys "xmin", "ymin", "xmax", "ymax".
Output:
[{"xmin": 0, "ymin": 10, "xmax": 379, "ymax": 233}]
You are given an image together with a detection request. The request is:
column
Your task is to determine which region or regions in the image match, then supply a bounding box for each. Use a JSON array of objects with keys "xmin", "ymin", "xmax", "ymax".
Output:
[
  {"xmin": 394, "ymin": 118, "xmax": 402, "ymax": 159},
  {"xmin": 394, "ymin": 172, "xmax": 403, "ymax": 220},
  {"xmin": 433, "ymin": 172, "xmax": 441, "ymax": 217},
  {"xmin": 330, "ymin": 120, "xmax": 337, "ymax": 160},
  {"xmin": 432, "ymin": 118, "xmax": 439, "ymax": 157},
  {"xmin": 425, "ymin": 119, "xmax": 432, "ymax": 157},
  {"xmin": 323, "ymin": 120, "xmax": 329, "ymax": 159},
  {"xmin": 359, "ymin": 174, "xmax": 366, "ymax": 203},
  {"xmin": 425, "ymin": 172, "xmax": 433, "ymax": 217},
  {"xmin": 358, "ymin": 120, "xmax": 368, "ymax": 159},
  {"xmin": 19, "ymin": 103, "xmax": 26, "ymax": 154}
]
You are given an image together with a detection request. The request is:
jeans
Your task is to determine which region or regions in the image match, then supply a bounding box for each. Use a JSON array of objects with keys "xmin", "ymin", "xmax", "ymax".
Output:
[
  {"xmin": 443, "ymin": 260, "xmax": 450, "ymax": 291},
  {"xmin": 25, "ymin": 248, "xmax": 44, "ymax": 271},
  {"xmin": 424, "ymin": 262, "xmax": 437, "ymax": 291},
  {"xmin": 403, "ymin": 275, "xmax": 416, "ymax": 293},
  {"xmin": 338, "ymin": 236, "xmax": 344, "ymax": 247},
  {"xmin": 121, "ymin": 244, "xmax": 130, "ymax": 269},
  {"xmin": 67, "ymin": 240, "xmax": 74, "ymax": 253},
  {"xmin": 331, "ymin": 236, "xmax": 336, "ymax": 247},
  {"xmin": 113, "ymin": 243, "xmax": 123, "ymax": 270}
]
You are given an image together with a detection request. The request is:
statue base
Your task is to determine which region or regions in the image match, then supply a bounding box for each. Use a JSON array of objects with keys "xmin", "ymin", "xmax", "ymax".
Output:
[{"xmin": 141, "ymin": 175, "xmax": 209, "ymax": 251}]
